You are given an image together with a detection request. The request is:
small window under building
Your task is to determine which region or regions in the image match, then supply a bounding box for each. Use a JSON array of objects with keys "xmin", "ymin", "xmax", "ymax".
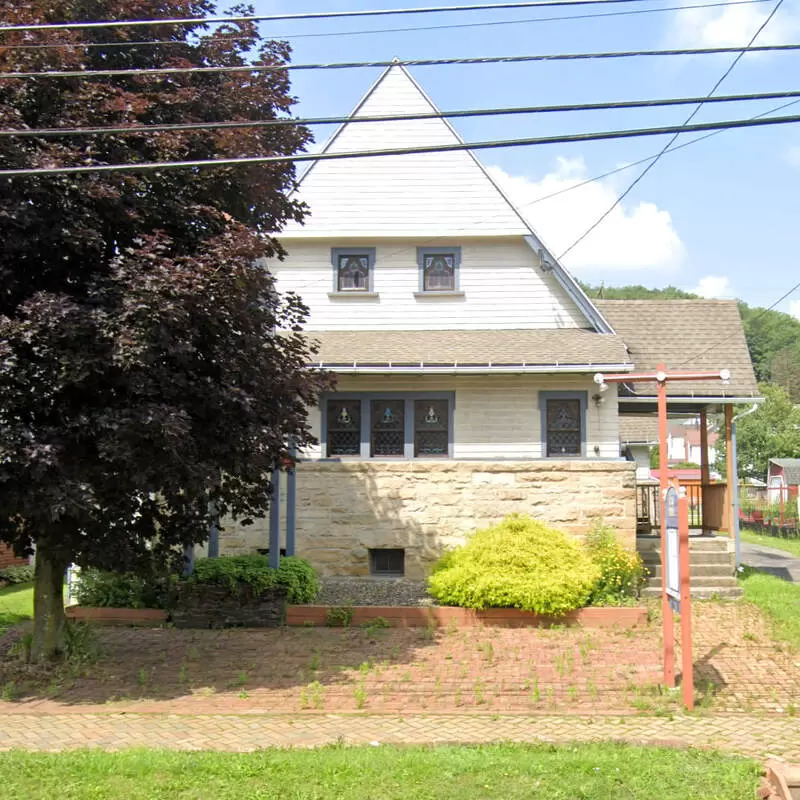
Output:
[{"xmin": 369, "ymin": 548, "xmax": 405, "ymax": 576}]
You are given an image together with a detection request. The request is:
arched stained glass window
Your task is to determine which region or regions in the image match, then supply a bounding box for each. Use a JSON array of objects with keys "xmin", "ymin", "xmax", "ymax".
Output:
[
  {"xmin": 337, "ymin": 254, "xmax": 370, "ymax": 291},
  {"xmin": 423, "ymin": 253, "xmax": 456, "ymax": 291}
]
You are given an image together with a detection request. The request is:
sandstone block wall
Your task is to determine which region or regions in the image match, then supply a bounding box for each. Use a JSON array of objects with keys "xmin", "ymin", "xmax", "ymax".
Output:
[{"xmin": 218, "ymin": 460, "xmax": 637, "ymax": 580}]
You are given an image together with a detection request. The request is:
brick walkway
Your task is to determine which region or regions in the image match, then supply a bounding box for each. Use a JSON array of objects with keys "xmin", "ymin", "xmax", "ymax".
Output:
[{"xmin": 1, "ymin": 712, "xmax": 799, "ymax": 760}]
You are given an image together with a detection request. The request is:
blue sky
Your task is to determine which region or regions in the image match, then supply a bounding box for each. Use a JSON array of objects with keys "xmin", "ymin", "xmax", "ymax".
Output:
[{"xmin": 255, "ymin": 0, "xmax": 800, "ymax": 314}]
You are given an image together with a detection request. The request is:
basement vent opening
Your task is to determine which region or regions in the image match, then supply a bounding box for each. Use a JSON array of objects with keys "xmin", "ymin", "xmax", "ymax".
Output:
[{"xmin": 369, "ymin": 548, "xmax": 405, "ymax": 576}]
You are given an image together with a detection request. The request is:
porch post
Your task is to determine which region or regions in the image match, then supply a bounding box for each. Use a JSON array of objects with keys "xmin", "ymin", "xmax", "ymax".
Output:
[
  {"xmin": 286, "ymin": 440, "xmax": 297, "ymax": 557},
  {"xmin": 268, "ymin": 469, "xmax": 281, "ymax": 569},
  {"xmin": 699, "ymin": 409, "xmax": 711, "ymax": 536},
  {"xmin": 724, "ymin": 404, "xmax": 735, "ymax": 537},
  {"xmin": 657, "ymin": 366, "xmax": 675, "ymax": 688},
  {"xmin": 207, "ymin": 500, "xmax": 219, "ymax": 559}
]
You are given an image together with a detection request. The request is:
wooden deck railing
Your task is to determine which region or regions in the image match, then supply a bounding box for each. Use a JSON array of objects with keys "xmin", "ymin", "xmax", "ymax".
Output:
[{"xmin": 636, "ymin": 480, "xmax": 728, "ymax": 534}]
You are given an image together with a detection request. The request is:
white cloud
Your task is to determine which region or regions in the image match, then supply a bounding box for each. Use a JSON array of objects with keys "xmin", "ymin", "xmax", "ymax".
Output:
[
  {"xmin": 790, "ymin": 300, "xmax": 800, "ymax": 321},
  {"xmin": 488, "ymin": 159, "xmax": 686, "ymax": 273},
  {"xmin": 693, "ymin": 275, "xmax": 735, "ymax": 298},
  {"xmin": 667, "ymin": 1, "xmax": 800, "ymax": 48}
]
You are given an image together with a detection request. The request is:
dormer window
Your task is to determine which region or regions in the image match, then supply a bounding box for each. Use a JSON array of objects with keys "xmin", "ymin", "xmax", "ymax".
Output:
[
  {"xmin": 417, "ymin": 247, "xmax": 461, "ymax": 293},
  {"xmin": 331, "ymin": 248, "xmax": 376, "ymax": 294}
]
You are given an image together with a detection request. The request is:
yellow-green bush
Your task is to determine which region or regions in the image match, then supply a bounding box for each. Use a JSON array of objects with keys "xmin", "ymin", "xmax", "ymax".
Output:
[
  {"xmin": 427, "ymin": 515, "xmax": 600, "ymax": 615},
  {"xmin": 584, "ymin": 520, "xmax": 646, "ymax": 605}
]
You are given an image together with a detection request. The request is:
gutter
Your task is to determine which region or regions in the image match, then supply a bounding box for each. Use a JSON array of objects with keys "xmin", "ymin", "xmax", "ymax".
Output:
[
  {"xmin": 312, "ymin": 362, "xmax": 635, "ymax": 375},
  {"xmin": 620, "ymin": 395, "xmax": 764, "ymax": 405}
]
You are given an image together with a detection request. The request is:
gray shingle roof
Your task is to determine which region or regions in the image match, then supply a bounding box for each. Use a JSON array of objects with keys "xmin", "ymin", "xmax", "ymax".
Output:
[
  {"xmin": 619, "ymin": 415, "xmax": 660, "ymax": 445},
  {"xmin": 306, "ymin": 329, "xmax": 632, "ymax": 368},
  {"xmin": 594, "ymin": 299, "xmax": 759, "ymax": 399},
  {"xmin": 770, "ymin": 458, "xmax": 800, "ymax": 486}
]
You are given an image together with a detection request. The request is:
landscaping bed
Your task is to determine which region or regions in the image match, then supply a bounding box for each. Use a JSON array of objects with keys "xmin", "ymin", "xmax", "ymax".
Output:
[{"xmin": 287, "ymin": 604, "xmax": 648, "ymax": 629}]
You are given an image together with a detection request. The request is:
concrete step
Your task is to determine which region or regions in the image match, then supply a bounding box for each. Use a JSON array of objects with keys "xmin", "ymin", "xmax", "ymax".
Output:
[
  {"xmin": 645, "ymin": 575, "xmax": 738, "ymax": 588},
  {"xmin": 637, "ymin": 538, "xmax": 731, "ymax": 551},
  {"xmin": 640, "ymin": 551, "xmax": 733, "ymax": 567},
  {"xmin": 641, "ymin": 585, "xmax": 743, "ymax": 600},
  {"xmin": 645, "ymin": 564, "xmax": 734, "ymax": 579}
]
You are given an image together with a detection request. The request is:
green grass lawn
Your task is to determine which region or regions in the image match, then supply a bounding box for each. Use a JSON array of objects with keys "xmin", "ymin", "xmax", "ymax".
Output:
[
  {"xmin": 740, "ymin": 528, "xmax": 800, "ymax": 558},
  {"xmin": 739, "ymin": 567, "xmax": 800, "ymax": 649},
  {"xmin": 0, "ymin": 582, "xmax": 33, "ymax": 636},
  {"xmin": 0, "ymin": 744, "xmax": 759, "ymax": 800}
]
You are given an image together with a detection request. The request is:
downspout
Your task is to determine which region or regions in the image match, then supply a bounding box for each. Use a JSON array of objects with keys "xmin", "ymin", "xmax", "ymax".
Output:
[{"xmin": 731, "ymin": 403, "xmax": 759, "ymax": 569}]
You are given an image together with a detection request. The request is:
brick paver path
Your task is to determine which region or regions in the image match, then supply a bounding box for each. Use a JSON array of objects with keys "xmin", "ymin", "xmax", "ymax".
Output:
[{"xmin": 1, "ymin": 712, "xmax": 799, "ymax": 760}]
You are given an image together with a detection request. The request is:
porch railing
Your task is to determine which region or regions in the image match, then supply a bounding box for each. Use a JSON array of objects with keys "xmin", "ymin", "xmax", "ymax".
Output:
[{"xmin": 636, "ymin": 480, "xmax": 728, "ymax": 534}]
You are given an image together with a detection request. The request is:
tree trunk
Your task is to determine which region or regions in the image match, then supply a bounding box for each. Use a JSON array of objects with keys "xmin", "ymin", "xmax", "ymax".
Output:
[{"xmin": 31, "ymin": 543, "xmax": 70, "ymax": 662}]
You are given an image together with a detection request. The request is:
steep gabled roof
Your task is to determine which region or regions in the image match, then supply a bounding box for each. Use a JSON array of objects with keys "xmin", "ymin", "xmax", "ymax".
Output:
[{"xmin": 281, "ymin": 64, "xmax": 613, "ymax": 334}]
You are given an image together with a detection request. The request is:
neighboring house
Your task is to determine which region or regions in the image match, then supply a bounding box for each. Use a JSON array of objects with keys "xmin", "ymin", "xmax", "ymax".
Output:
[
  {"xmin": 767, "ymin": 458, "xmax": 800, "ymax": 504},
  {"xmin": 215, "ymin": 65, "xmax": 759, "ymax": 579},
  {"xmin": 667, "ymin": 419, "xmax": 718, "ymax": 465},
  {"xmin": 619, "ymin": 416, "xmax": 658, "ymax": 482}
]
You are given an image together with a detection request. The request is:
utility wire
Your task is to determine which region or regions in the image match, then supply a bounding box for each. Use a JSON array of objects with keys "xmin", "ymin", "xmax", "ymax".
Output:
[
  {"xmin": 6, "ymin": 89, "xmax": 800, "ymax": 138},
  {"xmin": 289, "ymin": 94, "xmax": 800, "ymax": 293},
  {"xmin": 0, "ymin": 0, "xmax": 682, "ymax": 33},
  {"xmin": 557, "ymin": 0, "xmax": 787, "ymax": 260},
  {"xmin": 4, "ymin": 112, "xmax": 800, "ymax": 178},
  {"xmin": 524, "ymin": 96, "xmax": 800, "ymax": 208},
  {"xmin": 0, "ymin": 0, "xmax": 772, "ymax": 49},
  {"xmin": 4, "ymin": 44, "xmax": 800, "ymax": 80},
  {"xmin": 678, "ymin": 279, "xmax": 800, "ymax": 367}
]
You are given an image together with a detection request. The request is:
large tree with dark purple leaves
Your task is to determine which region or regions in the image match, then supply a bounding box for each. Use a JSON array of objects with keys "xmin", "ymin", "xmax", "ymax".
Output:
[{"xmin": 0, "ymin": 1, "xmax": 328, "ymax": 660}]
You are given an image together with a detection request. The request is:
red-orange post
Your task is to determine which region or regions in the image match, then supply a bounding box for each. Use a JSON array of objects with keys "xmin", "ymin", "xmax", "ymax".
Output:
[
  {"xmin": 678, "ymin": 488, "xmax": 694, "ymax": 710},
  {"xmin": 593, "ymin": 364, "xmax": 730, "ymax": 704},
  {"xmin": 657, "ymin": 367, "xmax": 675, "ymax": 687}
]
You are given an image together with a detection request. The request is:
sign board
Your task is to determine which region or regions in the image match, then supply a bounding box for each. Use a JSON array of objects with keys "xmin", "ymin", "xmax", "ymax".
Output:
[{"xmin": 664, "ymin": 487, "xmax": 680, "ymax": 613}]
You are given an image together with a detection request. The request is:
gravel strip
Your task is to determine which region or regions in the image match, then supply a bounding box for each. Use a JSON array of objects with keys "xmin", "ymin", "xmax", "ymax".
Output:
[{"xmin": 315, "ymin": 578, "xmax": 434, "ymax": 607}]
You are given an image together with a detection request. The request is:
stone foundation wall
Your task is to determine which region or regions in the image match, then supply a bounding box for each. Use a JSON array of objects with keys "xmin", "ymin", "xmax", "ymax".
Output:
[{"xmin": 219, "ymin": 460, "xmax": 636, "ymax": 580}]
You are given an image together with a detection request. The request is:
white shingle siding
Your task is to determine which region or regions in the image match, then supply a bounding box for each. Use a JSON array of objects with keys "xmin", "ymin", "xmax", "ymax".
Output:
[
  {"xmin": 281, "ymin": 67, "xmax": 529, "ymax": 238},
  {"xmin": 270, "ymin": 238, "xmax": 588, "ymax": 331},
  {"xmin": 302, "ymin": 375, "xmax": 620, "ymax": 461}
]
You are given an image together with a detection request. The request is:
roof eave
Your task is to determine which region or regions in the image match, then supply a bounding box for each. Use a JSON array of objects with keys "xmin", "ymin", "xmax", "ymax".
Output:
[{"xmin": 310, "ymin": 362, "xmax": 635, "ymax": 374}]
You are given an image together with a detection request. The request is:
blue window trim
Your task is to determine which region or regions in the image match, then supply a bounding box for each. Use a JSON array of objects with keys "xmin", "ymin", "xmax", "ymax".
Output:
[
  {"xmin": 539, "ymin": 391, "xmax": 588, "ymax": 458},
  {"xmin": 321, "ymin": 391, "xmax": 455, "ymax": 460},
  {"xmin": 331, "ymin": 247, "xmax": 376, "ymax": 293},
  {"xmin": 416, "ymin": 246, "xmax": 461, "ymax": 293}
]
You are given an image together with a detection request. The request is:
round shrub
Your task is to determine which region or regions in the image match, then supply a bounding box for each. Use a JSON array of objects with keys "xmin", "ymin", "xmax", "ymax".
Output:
[
  {"xmin": 584, "ymin": 520, "xmax": 646, "ymax": 605},
  {"xmin": 427, "ymin": 515, "xmax": 600, "ymax": 615}
]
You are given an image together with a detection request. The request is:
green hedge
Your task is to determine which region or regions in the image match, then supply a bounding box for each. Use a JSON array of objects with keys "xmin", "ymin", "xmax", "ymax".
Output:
[
  {"xmin": 188, "ymin": 555, "xmax": 319, "ymax": 604},
  {"xmin": 76, "ymin": 556, "xmax": 319, "ymax": 609},
  {"xmin": 427, "ymin": 515, "xmax": 600, "ymax": 615},
  {"xmin": 0, "ymin": 565, "xmax": 34, "ymax": 585},
  {"xmin": 74, "ymin": 569, "xmax": 175, "ymax": 610}
]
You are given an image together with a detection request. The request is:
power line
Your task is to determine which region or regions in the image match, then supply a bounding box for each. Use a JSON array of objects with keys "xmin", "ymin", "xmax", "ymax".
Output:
[
  {"xmin": 679, "ymin": 279, "xmax": 800, "ymax": 367},
  {"xmin": 288, "ymin": 94, "xmax": 800, "ymax": 294},
  {"xmin": 0, "ymin": 0, "xmax": 772, "ymax": 49},
  {"xmin": 4, "ymin": 111, "xmax": 800, "ymax": 178},
  {"xmin": 558, "ymin": 0, "xmax": 787, "ymax": 261},
  {"xmin": 525, "ymin": 97, "xmax": 800, "ymax": 208},
  {"xmin": 6, "ymin": 89, "xmax": 800, "ymax": 138},
  {"xmin": 0, "ymin": 0, "xmax": 683, "ymax": 33},
  {"xmin": 4, "ymin": 44, "xmax": 800, "ymax": 80}
]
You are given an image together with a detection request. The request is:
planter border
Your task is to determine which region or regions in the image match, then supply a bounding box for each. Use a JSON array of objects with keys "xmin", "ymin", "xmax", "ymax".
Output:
[
  {"xmin": 287, "ymin": 605, "xmax": 647, "ymax": 629},
  {"xmin": 66, "ymin": 606, "xmax": 168, "ymax": 626}
]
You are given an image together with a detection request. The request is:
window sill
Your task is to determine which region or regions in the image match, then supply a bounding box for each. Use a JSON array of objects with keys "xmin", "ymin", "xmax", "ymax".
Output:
[
  {"xmin": 328, "ymin": 292, "xmax": 379, "ymax": 299},
  {"xmin": 413, "ymin": 291, "xmax": 465, "ymax": 298}
]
